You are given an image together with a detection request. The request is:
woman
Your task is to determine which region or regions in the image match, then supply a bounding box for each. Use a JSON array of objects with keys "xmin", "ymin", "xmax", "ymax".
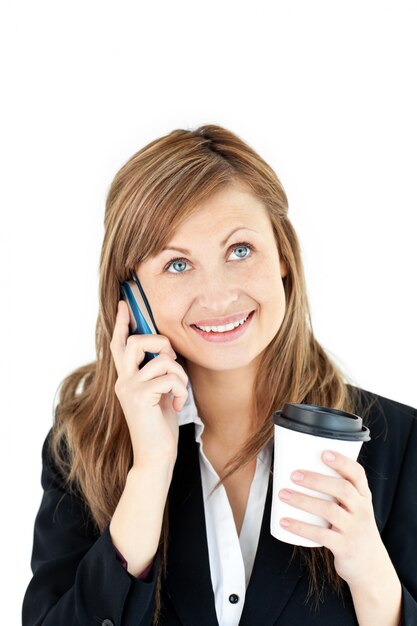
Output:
[{"xmin": 22, "ymin": 125, "xmax": 417, "ymax": 625}]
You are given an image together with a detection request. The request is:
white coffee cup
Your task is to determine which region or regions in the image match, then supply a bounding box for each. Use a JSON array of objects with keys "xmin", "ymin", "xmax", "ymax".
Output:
[{"xmin": 270, "ymin": 403, "xmax": 371, "ymax": 547}]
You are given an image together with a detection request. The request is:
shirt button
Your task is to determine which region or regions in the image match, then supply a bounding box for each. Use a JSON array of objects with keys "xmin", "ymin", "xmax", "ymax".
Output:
[
  {"xmin": 101, "ymin": 620, "xmax": 114, "ymax": 626},
  {"xmin": 229, "ymin": 594, "xmax": 240, "ymax": 604}
]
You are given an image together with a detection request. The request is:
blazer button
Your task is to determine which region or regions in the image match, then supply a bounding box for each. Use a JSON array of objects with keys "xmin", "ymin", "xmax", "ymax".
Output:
[
  {"xmin": 229, "ymin": 594, "xmax": 239, "ymax": 604},
  {"xmin": 101, "ymin": 620, "xmax": 114, "ymax": 626}
]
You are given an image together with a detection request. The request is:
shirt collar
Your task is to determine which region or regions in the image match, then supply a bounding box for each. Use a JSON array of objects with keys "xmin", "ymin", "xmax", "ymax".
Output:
[{"xmin": 177, "ymin": 381, "xmax": 205, "ymax": 444}]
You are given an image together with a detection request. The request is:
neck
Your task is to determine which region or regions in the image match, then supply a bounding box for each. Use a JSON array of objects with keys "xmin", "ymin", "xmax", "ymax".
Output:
[{"xmin": 184, "ymin": 357, "xmax": 261, "ymax": 446}]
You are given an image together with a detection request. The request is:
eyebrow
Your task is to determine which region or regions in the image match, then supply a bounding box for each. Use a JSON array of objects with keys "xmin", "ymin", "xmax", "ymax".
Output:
[{"xmin": 159, "ymin": 227, "xmax": 259, "ymax": 255}]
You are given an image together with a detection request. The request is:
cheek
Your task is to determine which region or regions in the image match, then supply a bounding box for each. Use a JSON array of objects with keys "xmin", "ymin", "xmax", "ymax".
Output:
[
  {"xmin": 148, "ymin": 284, "xmax": 189, "ymax": 328},
  {"xmin": 253, "ymin": 265, "xmax": 286, "ymax": 332},
  {"xmin": 249, "ymin": 262, "xmax": 285, "ymax": 303}
]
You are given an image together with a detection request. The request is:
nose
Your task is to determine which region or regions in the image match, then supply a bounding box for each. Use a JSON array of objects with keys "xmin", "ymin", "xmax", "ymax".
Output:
[{"xmin": 194, "ymin": 267, "xmax": 239, "ymax": 313}]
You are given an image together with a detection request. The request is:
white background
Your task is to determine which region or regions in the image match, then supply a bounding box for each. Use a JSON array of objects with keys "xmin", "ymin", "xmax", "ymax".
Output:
[{"xmin": 1, "ymin": 1, "xmax": 416, "ymax": 622}]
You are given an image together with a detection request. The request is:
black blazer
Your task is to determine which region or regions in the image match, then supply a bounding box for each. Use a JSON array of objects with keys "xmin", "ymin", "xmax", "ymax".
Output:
[{"xmin": 23, "ymin": 387, "xmax": 417, "ymax": 625}]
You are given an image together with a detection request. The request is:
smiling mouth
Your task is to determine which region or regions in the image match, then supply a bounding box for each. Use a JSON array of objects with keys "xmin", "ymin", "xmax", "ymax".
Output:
[{"xmin": 191, "ymin": 310, "xmax": 255, "ymax": 334}]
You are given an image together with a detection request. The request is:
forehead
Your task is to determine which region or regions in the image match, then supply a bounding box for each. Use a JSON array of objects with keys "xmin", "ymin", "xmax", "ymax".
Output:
[{"xmin": 170, "ymin": 183, "xmax": 272, "ymax": 237}]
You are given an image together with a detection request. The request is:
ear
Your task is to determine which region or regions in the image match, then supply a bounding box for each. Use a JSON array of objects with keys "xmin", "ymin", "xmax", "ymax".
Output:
[{"xmin": 280, "ymin": 259, "xmax": 288, "ymax": 278}]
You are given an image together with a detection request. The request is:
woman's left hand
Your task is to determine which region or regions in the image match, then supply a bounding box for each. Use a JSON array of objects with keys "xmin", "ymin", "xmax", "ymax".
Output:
[{"xmin": 278, "ymin": 450, "xmax": 390, "ymax": 587}]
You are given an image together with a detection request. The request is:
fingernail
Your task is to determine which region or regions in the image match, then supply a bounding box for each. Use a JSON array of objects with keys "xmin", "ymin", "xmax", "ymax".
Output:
[
  {"xmin": 291, "ymin": 471, "xmax": 304, "ymax": 482},
  {"xmin": 323, "ymin": 451, "xmax": 336, "ymax": 462},
  {"xmin": 280, "ymin": 519, "xmax": 290, "ymax": 527}
]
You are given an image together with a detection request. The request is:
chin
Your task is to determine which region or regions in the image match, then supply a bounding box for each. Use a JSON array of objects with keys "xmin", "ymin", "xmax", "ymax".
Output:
[{"xmin": 185, "ymin": 349, "xmax": 263, "ymax": 373}]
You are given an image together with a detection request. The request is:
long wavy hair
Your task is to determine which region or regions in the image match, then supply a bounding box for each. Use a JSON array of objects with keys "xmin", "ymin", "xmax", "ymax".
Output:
[{"xmin": 50, "ymin": 124, "xmax": 375, "ymax": 624}]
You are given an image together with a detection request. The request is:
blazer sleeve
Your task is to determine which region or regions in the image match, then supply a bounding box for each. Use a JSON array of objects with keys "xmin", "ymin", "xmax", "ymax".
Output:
[
  {"xmin": 114, "ymin": 546, "xmax": 154, "ymax": 580},
  {"xmin": 22, "ymin": 430, "xmax": 160, "ymax": 626},
  {"xmin": 380, "ymin": 409, "xmax": 417, "ymax": 625}
]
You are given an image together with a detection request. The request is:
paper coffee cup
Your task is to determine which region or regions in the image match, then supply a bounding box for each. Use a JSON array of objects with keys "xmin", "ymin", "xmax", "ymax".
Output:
[{"xmin": 270, "ymin": 403, "xmax": 371, "ymax": 547}]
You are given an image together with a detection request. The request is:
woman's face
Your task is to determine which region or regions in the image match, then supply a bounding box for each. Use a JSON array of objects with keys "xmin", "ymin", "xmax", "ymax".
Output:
[{"xmin": 135, "ymin": 181, "xmax": 288, "ymax": 373}]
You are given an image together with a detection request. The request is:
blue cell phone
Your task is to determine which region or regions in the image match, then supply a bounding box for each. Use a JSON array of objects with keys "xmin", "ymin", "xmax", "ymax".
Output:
[{"xmin": 120, "ymin": 270, "xmax": 159, "ymax": 367}]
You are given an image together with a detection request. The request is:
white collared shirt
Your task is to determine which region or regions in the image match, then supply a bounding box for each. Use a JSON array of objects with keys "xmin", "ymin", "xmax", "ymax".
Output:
[{"xmin": 177, "ymin": 382, "xmax": 273, "ymax": 626}]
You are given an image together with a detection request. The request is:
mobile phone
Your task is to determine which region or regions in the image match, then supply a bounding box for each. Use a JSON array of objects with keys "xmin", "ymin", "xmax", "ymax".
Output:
[{"xmin": 120, "ymin": 270, "xmax": 159, "ymax": 367}]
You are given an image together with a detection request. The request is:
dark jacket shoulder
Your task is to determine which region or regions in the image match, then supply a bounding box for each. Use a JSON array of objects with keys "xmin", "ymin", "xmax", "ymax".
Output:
[{"xmin": 348, "ymin": 384, "xmax": 416, "ymax": 440}]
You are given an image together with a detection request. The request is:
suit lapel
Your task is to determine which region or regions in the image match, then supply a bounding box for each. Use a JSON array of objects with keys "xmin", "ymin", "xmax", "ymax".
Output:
[
  {"xmin": 239, "ymin": 462, "xmax": 306, "ymax": 626},
  {"xmin": 166, "ymin": 425, "xmax": 305, "ymax": 626},
  {"xmin": 165, "ymin": 423, "xmax": 219, "ymax": 625}
]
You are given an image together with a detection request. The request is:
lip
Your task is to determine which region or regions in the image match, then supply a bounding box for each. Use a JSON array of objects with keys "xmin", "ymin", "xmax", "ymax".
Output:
[
  {"xmin": 191, "ymin": 309, "xmax": 255, "ymax": 327},
  {"xmin": 191, "ymin": 310, "xmax": 255, "ymax": 343}
]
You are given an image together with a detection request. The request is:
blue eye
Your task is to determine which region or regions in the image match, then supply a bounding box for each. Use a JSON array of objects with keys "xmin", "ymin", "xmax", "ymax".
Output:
[
  {"xmin": 164, "ymin": 242, "xmax": 254, "ymax": 274},
  {"xmin": 168, "ymin": 259, "xmax": 190, "ymax": 274},
  {"xmin": 230, "ymin": 244, "xmax": 252, "ymax": 260}
]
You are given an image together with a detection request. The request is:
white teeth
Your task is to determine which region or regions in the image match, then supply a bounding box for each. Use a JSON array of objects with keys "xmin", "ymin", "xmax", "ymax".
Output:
[{"xmin": 195, "ymin": 313, "xmax": 250, "ymax": 333}]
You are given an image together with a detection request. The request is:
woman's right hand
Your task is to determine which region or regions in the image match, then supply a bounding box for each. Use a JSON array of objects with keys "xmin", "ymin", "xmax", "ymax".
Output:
[{"xmin": 110, "ymin": 299, "xmax": 189, "ymax": 469}]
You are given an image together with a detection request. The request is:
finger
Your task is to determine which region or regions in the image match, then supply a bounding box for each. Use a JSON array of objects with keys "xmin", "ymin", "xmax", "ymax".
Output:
[
  {"xmin": 137, "ymin": 353, "xmax": 189, "ymax": 388},
  {"xmin": 110, "ymin": 300, "xmax": 131, "ymax": 375},
  {"xmin": 290, "ymin": 470, "xmax": 358, "ymax": 510},
  {"xmin": 124, "ymin": 334, "xmax": 177, "ymax": 377},
  {"xmin": 161, "ymin": 391, "xmax": 187, "ymax": 414},
  {"xmin": 279, "ymin": 516, "xmax": 342, "ymax": 552},
  {"xmin": 146, "ymin": 374, "xmax": 189, "ymax": 412},
  {"xmin": 321, "ymin": 451, "xmax": 371, "ymax": 498},
  {"xmin": 278, "ymin": 488, "xmax": 349, "ymax": 530}
]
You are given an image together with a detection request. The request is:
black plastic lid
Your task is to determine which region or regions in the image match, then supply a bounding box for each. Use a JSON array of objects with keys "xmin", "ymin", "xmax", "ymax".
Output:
[{"xmin": 272, "ymin": 403, "xmax": 371, "ymax": 441}]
